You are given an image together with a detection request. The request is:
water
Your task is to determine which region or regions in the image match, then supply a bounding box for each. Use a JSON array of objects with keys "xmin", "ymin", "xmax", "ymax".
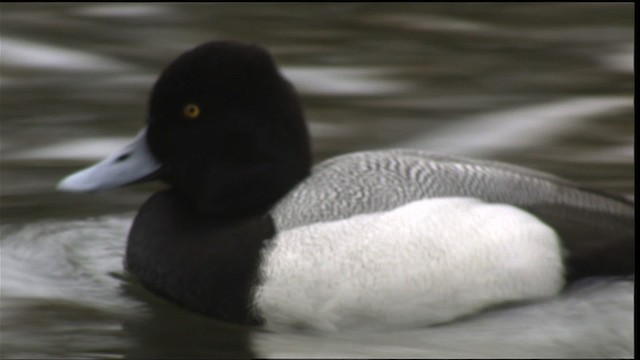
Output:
[{"xmin": 0, "ymin": 3, "xmax": 634, "ymax": 358}]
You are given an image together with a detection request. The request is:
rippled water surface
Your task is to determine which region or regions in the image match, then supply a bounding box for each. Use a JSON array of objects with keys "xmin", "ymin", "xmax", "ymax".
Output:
[{"xmin": 0, "ymin": 3, "xmax": 634, "ymax": 358}]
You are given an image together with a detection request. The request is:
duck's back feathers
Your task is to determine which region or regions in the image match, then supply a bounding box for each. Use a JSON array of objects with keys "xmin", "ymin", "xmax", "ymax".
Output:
[{"xmin": 272, "ymin": 149, "xmax": 634, "ymax": 280}]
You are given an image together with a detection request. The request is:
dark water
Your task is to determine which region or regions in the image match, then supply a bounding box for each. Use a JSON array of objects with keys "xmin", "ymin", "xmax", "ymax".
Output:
[{"xmin": 0, "ymin": 3, "xmax": 634, "ymax": 358}]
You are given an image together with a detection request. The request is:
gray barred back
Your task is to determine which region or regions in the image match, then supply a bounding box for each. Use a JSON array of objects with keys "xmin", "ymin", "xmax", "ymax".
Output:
[{"xmin": 271, "ymin": 149, "xmax": 634, "ymax": 280}]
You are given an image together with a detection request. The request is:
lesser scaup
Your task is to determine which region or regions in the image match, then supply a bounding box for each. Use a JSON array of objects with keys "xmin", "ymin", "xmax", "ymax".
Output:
[{"xmin": 58, "ymin": 41, "xmax": 634, "ymax": 331}]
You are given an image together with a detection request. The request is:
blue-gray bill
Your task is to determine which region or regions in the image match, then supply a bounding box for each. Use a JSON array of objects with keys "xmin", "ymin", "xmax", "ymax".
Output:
[{"xmin": 57, "ymin": 128, "xmax": 161, "ymax": 193}]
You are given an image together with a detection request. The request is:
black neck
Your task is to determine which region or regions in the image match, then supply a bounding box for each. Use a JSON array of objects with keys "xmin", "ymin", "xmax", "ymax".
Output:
[{"xmin": 125, "ymin": 189, "xmax": 275, "ymax": 324}]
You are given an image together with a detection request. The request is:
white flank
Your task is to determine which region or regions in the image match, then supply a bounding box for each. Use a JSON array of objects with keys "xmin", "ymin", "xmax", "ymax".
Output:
[{"xmin": 255, "ymin": 197, "xmax": 564, "ymax": 331}]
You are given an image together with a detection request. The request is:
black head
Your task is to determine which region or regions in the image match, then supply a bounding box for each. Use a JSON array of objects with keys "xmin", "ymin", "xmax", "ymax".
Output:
[{"xmin": 146, "ymin": 41, "xmax": 312, "ymax": 218}]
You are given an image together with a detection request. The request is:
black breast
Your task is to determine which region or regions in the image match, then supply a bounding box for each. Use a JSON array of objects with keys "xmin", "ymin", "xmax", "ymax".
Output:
[{"xmin": 125, "ymin": 189, "xmax": 274, "ymax": 324}]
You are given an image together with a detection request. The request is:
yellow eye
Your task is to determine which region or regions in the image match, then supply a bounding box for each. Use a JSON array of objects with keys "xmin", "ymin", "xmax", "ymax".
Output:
[{"xmin": 183, "ymin": 103, "xmax": 201, "ymax": 119}]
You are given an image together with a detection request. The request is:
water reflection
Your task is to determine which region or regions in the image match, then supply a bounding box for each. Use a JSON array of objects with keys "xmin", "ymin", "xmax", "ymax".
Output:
[{"xmin": 253, "ymin": 278, "xmax": 634, "ymax": 358}]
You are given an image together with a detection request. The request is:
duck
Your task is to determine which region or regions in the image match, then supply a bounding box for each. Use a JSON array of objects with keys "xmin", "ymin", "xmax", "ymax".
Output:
[{"xmin": 57, "ymin": 40, "xmax": 634, "ymax": 332}]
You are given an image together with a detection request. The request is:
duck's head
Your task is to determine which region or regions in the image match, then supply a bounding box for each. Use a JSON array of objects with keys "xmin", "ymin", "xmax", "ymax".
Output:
[{"xmin": 58, "ymin": 41, "xmax": 312, "ymax": 218}]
